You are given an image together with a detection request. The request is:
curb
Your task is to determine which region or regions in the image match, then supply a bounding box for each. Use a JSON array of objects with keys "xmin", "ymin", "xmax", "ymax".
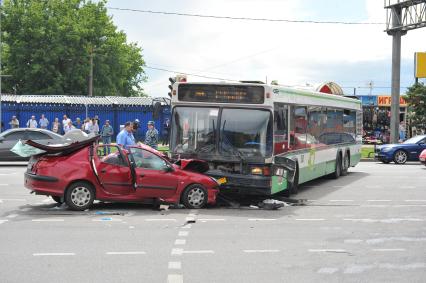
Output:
[{"xmin": 360, "ymin": 158, "xmax": 377, "ymax": 162}]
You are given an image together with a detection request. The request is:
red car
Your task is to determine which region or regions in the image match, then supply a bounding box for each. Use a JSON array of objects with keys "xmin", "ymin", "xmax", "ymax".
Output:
[
  {"xmin": 420, "ymin": 149, "xmax": 426, "ymax": 166},
  {"xmin": 24, "ymin": 136, "xmax": 219, "ymax": 210}
]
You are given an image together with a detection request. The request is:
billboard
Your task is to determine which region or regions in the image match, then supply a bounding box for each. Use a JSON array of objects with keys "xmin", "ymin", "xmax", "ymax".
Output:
[
  {"xmin": 415, "ymin": 52, "xmax": 426, "ymax": 78},
  {"xmin": 377, "ymin": 95, "xmax": 407, "ymax": 107}
]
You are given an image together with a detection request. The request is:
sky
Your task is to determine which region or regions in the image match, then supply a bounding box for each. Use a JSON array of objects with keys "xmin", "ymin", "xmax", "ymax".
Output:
[{"xmin": 105, "ymin": 0, "xmax": 426, "ymax": 97}]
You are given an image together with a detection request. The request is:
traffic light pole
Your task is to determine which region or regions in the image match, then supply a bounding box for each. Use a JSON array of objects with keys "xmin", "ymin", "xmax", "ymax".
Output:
[{"xmin": 390, "ymin": 27, "xmax": 402, "ymax": 143}]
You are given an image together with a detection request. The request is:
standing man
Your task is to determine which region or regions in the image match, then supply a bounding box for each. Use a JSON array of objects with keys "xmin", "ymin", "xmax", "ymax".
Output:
[
  {"xmin": 101, "ymin": 120, "xmax": 114, "ymax": 145},
  {"xmin": 26, "ymin": 115, "xmax": 38, "ymax": 128},
  {"xmin": 133, "ymin": 119, "xmax": 140, "ymax": 142},
  {"xmin": 116, "ymin": 121, "xmax": 135, "ymax": 150},
  {"xmin": 73, "ymin": 117, "xmax": 83, "ymax": 129},
  {"xmin": 62, "ymin": 115, "xmax": 71, "ymax": 129},
  {"xmin": 39, "ymin": 114, "xmax": 49, "ymax": 129},
  {"xmin": 145, "ymin": 121, "xmax": 159, "ymax": 149},
  {"xmin": 9, "ymin": 116, "xmax": 19, "ymax": 128},
  {"xmin": 162, "ymin": 118, "xmax": 170, "ymax": 146}
]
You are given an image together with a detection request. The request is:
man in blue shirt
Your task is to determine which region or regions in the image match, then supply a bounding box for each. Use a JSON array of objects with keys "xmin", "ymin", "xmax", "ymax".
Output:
[{"xmin": 116, "ymin": 121, "xmax": 135, "ymax": 150}]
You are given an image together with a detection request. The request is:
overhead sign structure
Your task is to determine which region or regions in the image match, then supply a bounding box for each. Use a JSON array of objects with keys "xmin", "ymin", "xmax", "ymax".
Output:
[{"xmin": 415, "ymin": 52, "xmax": 426, "ymax": 78}]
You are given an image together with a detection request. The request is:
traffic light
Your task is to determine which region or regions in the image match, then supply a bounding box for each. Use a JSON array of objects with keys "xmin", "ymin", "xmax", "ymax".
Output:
[{"xmin": 168, "ymin": 77, "xmax": 176, "ymax": 98}]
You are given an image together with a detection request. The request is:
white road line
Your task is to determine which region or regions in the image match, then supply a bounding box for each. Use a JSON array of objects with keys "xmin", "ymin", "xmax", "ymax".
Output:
[
  {"xmin": 0, "ymin": 184, "xmax": 9, "ymax": 186},
  {"xmin": 394, "ymin": 204, "xmax": 426, "ymax": 207},
  {"xmin": 145, "ymin": 219, "xmax": 177, "ymax": 222},
  {"xmin": 399, "ymin": 186, "xmax": 416, "ymax": 189},
  {"xmin": 248, "ymin": 218, "xmax": 276, "ymax": 221},
  {"xmin": 367, "ymin": 200, "xmax": 392, "ymax": 202},
  {"xmin": 168, "ymin": 262, "xmax": 182, "ymax": 270},
  {"xmin": 7, "ymin": 214, "xmax": 18, "ymax": 218},
  {"xmin": 198, "ymin": 218, "xmax": 225, "ymax": 221},
  {"xmin": 174, "ymin": 239, "xmax": 186, "ymax": 245},
  {"xmin": 167, "ymin": 274, "xmax": 183, "ymax": 283},
  {"xmin": 372, "ymin": 249, "xmax": 406, "ymax": 252},
  {"xmin": 33, "ymin": 253, "xmax": 75, "ymax": 256},
  {"xmin": 0, "ymin": 220, "xmax": 9, "ymax": 225},
  {"xmin": 106, "ymin": 251, "xmax": 146, "ymax": 255},
  {"xmin": 404, "ymin": 200, "xmax": 426, "ymax": 202},
  {"xmin": 182, "ymin": 250, "xmax": 214, "ymax": 254},
  {"xmin": 178, "ymin": 231, "xmax": 189, "ymax": 237},
  {"xmin": 92, "ymin": 218, "xmax": 122, "ymax": 222},
  {"xmin": 329, "ymin": 200, "xmax": 354, "ymax": 202},
  {"xmin": 32, "ymin": 218, "xmax": 64, "ymax": 222},
  {"xmin": 309, "ymin": 249, "xmax": 347, "ymax": 253},
  {"xmin": 243, "ymin": 249, "xmax": 280, "ymax": 253},
  {"xmin": 295, "ymin": 218, "xmax": 325, "ymax": 221},
  {"xmin": 20, "ymin": 207, "xmax": 31, "ymax": 212},
  {"xmin": 171, "ymin": 248, "xmax": 183, "ymax": 255}
]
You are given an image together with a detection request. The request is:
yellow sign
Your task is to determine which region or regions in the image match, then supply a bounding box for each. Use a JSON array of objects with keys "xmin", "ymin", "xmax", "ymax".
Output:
[
  {"xmin": 377, "ymin": 95, "xmax": 407, "ymax": 107},
  {"xmin": 415, "ymin": 52, "xmax": 426, "ymax": 78}
]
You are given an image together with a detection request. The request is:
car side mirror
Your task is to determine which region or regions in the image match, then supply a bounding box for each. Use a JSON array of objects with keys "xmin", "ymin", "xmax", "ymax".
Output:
[{"xmin": 163, "ymin": 164, "xmax": 174, "ymax": 172}]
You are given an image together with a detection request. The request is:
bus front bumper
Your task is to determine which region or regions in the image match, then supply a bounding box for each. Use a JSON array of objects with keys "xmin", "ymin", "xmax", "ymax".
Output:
[{"xmin": 207, "ymin": 170, "xmax": 272, "ymax": 195}]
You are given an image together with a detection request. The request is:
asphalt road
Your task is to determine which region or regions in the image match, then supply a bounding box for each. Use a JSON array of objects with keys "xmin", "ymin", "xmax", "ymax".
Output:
[{"xmin": 1, "ymin": 162, "xmax": 426, "ymax": 283}]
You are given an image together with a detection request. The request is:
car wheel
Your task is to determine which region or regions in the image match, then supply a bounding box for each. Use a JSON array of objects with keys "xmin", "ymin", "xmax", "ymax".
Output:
[
  {"xmin": 341, "ymin": 153, "xmax": 350, "ymax": 176},
  {"xmin": 65, "ymin": 182, "xmax": 95, "ymax": 211},
  {"xmin": 181, "ymin": 184, "xmax": 208, "ymax": 209},
  {"xmin": 393, "ymin": 150, "xmax": 407, "ymax": 164},
  {"xmin": 332, "ymin": 154, "xmax": 342, "ymax": 179},
  {"xmin": 51, "ymin": 196, "xmax": 63, "ymax": 204}
]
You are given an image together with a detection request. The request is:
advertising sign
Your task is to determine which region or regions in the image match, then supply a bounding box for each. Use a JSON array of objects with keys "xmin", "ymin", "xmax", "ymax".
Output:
[
  {"xmin": 360, "ymin": 96, "xmax": 377, "ymax": 106},
  {"xmin": 377, "ymin": 95, "xmax": 407, "ymax": 107},
  {"xmin": 415, "ymin": 52, "xmax": 426, "ymax": 78}
]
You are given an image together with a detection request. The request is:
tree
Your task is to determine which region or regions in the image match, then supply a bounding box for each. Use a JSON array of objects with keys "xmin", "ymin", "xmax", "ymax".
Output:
[
  {"xmin": 405, "ymin": 82, "xmax": 426, "ymax": 133},
  {"xmin": 1, "ymin": 0, "xmax": 146, "ymax": 96}
]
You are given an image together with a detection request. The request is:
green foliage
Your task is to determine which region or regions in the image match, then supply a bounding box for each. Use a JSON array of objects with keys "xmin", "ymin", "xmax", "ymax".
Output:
[
  {"xmin": 405, "ymin": 82, "xmax": 426, "ymax": 131},
  {"xmin": 1, "ymin": 0, "xmax": 146, "ymax": 96}
]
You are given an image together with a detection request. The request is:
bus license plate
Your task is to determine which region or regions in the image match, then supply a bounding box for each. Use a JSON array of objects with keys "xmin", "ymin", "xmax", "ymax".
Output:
[{"xmin": 217, "ymin": 177, "xmax": 227, "ymax": 185}]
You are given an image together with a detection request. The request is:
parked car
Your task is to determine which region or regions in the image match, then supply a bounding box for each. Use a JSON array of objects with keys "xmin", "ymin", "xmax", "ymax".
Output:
[
  {"xmin": 419, "ymin": 149, "xmax": 426, "ymax": 166},
  {"xmin": 375, "ymin": 135, "xmax": 426, "ymax": 164},
  {"xmin": 0, "ymin": 128, "xmax": 65, "ymax": 161},
  {"xmin": 24, "ymin": 136, "xmax": 219, "ymax": 210}
]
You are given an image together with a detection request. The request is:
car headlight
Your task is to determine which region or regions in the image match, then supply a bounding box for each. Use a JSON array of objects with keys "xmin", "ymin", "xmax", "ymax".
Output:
[{"xmin": 381, "ymin": 147, "xmax": 393, "ymax": 152}]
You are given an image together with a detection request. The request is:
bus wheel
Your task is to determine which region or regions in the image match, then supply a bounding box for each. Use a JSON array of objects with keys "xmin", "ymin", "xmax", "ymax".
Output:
[
  {"xmin": 288, "ymin": 168, "xmax": 299, "ymax": 195},
  {"xmin": 341, "ymin": 153, "xmax": 350, "ymax": 176},
  {"xmin": 332, "ymin": 154, "xmax": 342, "ymax": 179}
]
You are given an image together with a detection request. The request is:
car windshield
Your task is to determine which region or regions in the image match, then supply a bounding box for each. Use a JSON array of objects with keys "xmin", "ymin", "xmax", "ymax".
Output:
[
  {"xmin": 403, "ymin": 135, "xmax": 425, "ymax": 144},
  {"xmin": 220, "ymin": 108, "xmax": 272, "ymax": 158},
  {"xmin": 171, "ymin": 107, "xmax": 218, "ymax": 155}
]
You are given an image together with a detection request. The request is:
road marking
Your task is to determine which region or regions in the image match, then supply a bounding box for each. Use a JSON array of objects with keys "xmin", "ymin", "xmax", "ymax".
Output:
[
  {"xmin": 129, "ymin": 226, "xmax": 135, "ymax": 229},
  {"xmin": 317, "ymin": 267, "xmax": 339, "ymax": 274},
  {"xmin": 33, "ymin": 253, "xmax": 75, "ymax": 256},
  {"xmin": 182, "ymin": 224, "xmax": 192, "ymax": 229},
  {"xmin": 295, "ymin": 218, "xmax": 325, "ymax": 221},
  {"xmin": 399, "ymin": 185, "xmax": 416, "ymax": 189},
  {"xmin": 145, "ymin": 219, "xmax": 177, "ymax": 222},
  {"xmin": 372, "ymin": 248, "xmax": 406, "ymax": 252},
  {"xmin": 0, "ymin": 184, "xmax": 9, "ymax": 186},
  {"xmin": 243, "ymin": 249, "xmax": 280, "ymax": 253},
  {"xmin": 182, "ymin": 250, "xmax": 214, "ymax": 254},
  {"xmin": 367, "ymin": 200, "xmax": 392, "ymax": 202},
  {"xmin": 248, "ymin": 218, "xmax": 276, "ymax": 221},
  {"xmin": 404, "ymin": 200, "xmax": 426, "ymax": 202},
  {"xmin": 20, "ymin": 207, "xmax": 31, "ymax": 212},
  {"xmin": 343, "ymin": 218, "xmax": 424, "ymax": 223},
  {"xmin": 309, "ymin": 249, "xmax": 347, "ymax": 253},
  {"xmin": 0, "ymin": 198, "xmax": 26, "ymax": 201},
  {"xmin": 7, "ymin": 214, "xmax": 18, "ymax": 218},
  {"xmin": 178, "ymin": 231, "xmax": 189, "ymax": 237},
  {"xmin": 171, "ymin": 248, "xmax": 184, "ymax": 255},
  {"xmin": 394, "ymin": 204, "xmax": 426, "ymax": 207},
  {"xmin": 198, "ymin": 218, "xmax": 225, "ymax": 221},
  {"xmin": 92, "ymin": 218, "xmax": 122, "ymax": 222},
  {"xmin": 32, "ymin": 218, "xmax": 64, "ymax": 222},
  {"xmin": 361, "ymin": 205, "xmax": 389, "ymax": 208},
  {"xmin": 168, "ymin": 262, "xmax": 181, "ymax": 270},
  {"xmin": 0, "ymin": 220, "xmax": 9, "ymax": 225},
  {"xmin": 174, "ymin": 239, "xmax": 186, "ymax": 245},
  {"xmin": 167, "ymin": 274, "xmax": 183, "ymax": 283},
  {"xmin": 329, "ymin": 200, "xmax": 354, "ymax": 202},
  {"xmin": 106, "ymin": 251, "xmax": 146, "ymax": 255}
]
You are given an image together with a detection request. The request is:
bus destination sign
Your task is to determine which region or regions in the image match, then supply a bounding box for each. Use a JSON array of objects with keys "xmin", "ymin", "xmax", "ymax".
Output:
[{"xmin": 178, "ymin": 84, "xmax": 265, "ymax": 104}]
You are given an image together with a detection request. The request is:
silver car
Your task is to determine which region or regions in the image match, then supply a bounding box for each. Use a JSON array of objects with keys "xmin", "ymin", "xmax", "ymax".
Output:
[{"xmin": 0, "ymin": 128, "xmax": 65, "ymax": 161}]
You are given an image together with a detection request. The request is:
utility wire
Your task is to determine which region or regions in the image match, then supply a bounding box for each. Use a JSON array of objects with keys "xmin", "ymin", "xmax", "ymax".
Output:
[
  {"xmin": 145, "ymin": 65, "xmax": 240, "ymax": 82},
  {"xmin": 108, "ymin": 7, "xmax": 384, "ymax": 25}
]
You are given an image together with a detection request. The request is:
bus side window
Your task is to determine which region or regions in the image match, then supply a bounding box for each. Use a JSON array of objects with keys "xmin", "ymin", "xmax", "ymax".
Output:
[
  {"xmin": 273, "ymin": 103, "xmax": 288, "ymax": 154},
  {"xmin": 293, "ymin": 106, "xmax": 307, "ymax": 149}
]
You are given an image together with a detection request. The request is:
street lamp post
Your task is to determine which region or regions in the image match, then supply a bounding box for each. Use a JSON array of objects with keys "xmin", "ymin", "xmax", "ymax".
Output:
[{"xmin": 88, "ymin": 49, "xmax": 94, "ymax": 97}]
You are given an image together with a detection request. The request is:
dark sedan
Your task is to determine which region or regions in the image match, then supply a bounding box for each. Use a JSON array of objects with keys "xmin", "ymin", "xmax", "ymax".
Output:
[
  {"xmin": 0, "ymin": 128, "xmax": 65, "ymax": 161},
  {"xmin": 375, "ymin": 135, "xmax": 426, "ymax": 164}
]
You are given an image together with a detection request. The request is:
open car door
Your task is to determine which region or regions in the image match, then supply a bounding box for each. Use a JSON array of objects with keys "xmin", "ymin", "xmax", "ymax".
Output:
[{"xmin": 92, "ymin": 145, "xmax": 134, "ymax": 196}]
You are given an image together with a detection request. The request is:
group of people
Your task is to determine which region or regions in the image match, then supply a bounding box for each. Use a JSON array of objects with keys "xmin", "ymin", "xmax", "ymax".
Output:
[{"xmin": 4, "ymin": 114, "xmax": 169, "ymax": 149}]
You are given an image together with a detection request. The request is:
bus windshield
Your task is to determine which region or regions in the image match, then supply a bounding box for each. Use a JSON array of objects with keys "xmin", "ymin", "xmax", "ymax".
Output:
[
  {"xmin": 220, "ymin": 109, "xmax": 272, "ymax": 158},
  {"xmin": 171, "ymin": 107, "xmax": 273, "ymax": 158}
]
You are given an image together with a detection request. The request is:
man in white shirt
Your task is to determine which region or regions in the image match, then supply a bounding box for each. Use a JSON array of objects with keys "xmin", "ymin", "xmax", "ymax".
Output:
[
  {"xmin": 26, "ymin": 115, "xmax": 38, "ymax": 128},
  {"xmin": 62, "ymin": 115, "xmax": 71, "ymax": 129}
]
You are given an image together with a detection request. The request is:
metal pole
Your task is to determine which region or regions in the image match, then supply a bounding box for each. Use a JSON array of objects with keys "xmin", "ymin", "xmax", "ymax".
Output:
[
  {"xmin": 390, "ymin": 7, "xmax": 402, "ymax": 144},
  {"xmin": 0, "ymin": 2, "xmax": 2, "ymax": 133},
  {"xmin": 88, "ymin": 50, "xmax": 93, "ymax": 97}
]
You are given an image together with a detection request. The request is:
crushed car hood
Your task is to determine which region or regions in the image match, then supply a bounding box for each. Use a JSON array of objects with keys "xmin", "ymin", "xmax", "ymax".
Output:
[{"xmin": 175, "ymin": 159, "xmax": 209, "ymax": 174}]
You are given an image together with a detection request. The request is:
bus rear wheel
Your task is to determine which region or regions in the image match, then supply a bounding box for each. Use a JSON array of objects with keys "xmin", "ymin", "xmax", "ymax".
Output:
[
  {"xmin": 341, "ymin": 153, "xmax": 349, "ymax": 176},
  {"xmin": 332, "ymin": 154, "xmax": 342, "ymax": 179}
]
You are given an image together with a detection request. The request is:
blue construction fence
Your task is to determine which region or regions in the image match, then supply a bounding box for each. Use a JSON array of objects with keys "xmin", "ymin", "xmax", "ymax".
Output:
[{"xmin": 1, "ymin": 102, "xmax": 171, "ymax": 142}]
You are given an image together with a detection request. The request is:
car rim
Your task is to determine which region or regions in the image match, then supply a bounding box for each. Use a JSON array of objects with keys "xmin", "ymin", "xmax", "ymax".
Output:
[
  {"xmin": 395, "ymin": 151, "xmax": 407, "ymax": 163},
  {"xmin": 70, "ymin": 187, "xmax": 91, "ymax": 207},
  {"xmin": 187, "ymin": 187, "xmax": 205, "ymax": 207}
]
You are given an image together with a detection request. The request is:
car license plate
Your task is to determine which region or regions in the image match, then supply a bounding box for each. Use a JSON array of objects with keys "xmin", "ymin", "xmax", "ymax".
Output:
[{"xmin": 217, "ymin": 177, "xmax": 227, "ymax": 185}]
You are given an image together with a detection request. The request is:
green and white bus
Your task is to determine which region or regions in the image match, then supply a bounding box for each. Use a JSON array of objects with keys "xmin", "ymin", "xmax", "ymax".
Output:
[{"xmin": 169, "ymin": 82, "xmax": 362, "ymax": 196}]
